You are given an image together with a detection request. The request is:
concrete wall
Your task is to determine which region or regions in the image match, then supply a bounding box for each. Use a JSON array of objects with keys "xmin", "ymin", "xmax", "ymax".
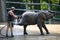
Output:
[
  {"xmin": 0, "ymin": 0, "xmax": 6, "ymax": 22},
  {"xmin": 0, "ymin": 0, "xmax": 2, "ymax": 22}
]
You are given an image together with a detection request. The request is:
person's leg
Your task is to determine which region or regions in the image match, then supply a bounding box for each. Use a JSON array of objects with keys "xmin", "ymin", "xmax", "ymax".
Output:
[
  {"xmin": 10, "ymin": 22, "xmax": 14, "ymax": 37},
  {"xmin": 6, "ymin": 22, "xmax": 10, "ymax": 37}
]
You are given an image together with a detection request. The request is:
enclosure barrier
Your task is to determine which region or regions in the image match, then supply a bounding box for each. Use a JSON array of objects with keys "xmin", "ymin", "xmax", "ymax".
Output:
[{"xmin": 5, "ymin": 1, "xmax": 60, "ymax": 24}]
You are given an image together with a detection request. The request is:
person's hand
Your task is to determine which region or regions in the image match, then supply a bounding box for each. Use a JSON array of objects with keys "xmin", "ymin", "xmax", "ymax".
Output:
[{"xmin": 15, "ymin": 16, "xmax": 18, "ymax": 19}]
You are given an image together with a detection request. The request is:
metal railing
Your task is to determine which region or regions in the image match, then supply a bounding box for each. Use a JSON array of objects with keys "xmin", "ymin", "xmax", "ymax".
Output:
[
  {"xmin": 6, "ymin": 1, "xmax": 60, "ymax": 12},
  {"xmin": 5, "ymin": 1, "xmax": 60, "ymax": 24}
]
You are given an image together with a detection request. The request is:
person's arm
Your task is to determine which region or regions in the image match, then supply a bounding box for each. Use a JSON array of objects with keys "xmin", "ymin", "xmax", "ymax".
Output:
[{"xmin": 9, "ymin": 11, "xmax": 18, "ymax": 18}]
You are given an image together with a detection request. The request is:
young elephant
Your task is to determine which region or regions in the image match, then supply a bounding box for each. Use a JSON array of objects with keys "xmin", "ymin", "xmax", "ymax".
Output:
[{"xmin": 18, "ymin": 11, "xmax": 54, "ymax": 35}]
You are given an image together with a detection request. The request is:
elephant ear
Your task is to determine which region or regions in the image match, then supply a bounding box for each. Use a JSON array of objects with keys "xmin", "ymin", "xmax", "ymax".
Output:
[
  {"xmin": 41, "ymin": 12, "xmax": 50, "ymax": 20},
  {"xmin": 42, "ymin": 12, "xmax": 48, "ymax": 20},
  {"xmin": 39, "ymin": 12, "xmax": 47, "ymax": 20}
]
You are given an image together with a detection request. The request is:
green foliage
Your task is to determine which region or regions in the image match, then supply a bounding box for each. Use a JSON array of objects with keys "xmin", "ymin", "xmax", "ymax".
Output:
[
  {"xmin": 51, "ymin": 0, "xmax": 59, "ymax": 4},
  {"xmin": 23, "ymin": 0, "xmax": 26, "ymax": 2},
  {"xmin": 41, "ymin": 1, "xmax": 48, "ymax": 10},
  {"xmin": 22, "ymin": 0, "xmax": 60, "ymax": 11},
  {"xmin": 50, "ymin": 0, "xmax": 60, "ymax": 11}
]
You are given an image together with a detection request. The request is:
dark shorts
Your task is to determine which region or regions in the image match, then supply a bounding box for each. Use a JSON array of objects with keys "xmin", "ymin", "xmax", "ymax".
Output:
[{"xmin": 7, "ymin": 21, "xmax": 14, "ymax": 27}]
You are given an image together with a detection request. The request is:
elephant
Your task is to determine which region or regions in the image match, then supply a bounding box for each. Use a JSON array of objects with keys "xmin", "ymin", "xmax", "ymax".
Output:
[{"xmin": 17, "ymin": 11, "xmax": 54, "ymax": 35}]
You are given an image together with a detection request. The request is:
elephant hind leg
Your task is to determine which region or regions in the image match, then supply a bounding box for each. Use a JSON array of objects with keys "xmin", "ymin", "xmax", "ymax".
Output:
[{"xmin": 24, "ymin": 25, "xmax": 28, "ymax": 35}]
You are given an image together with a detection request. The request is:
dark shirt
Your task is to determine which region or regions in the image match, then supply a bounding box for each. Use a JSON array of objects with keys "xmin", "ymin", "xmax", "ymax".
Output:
[{"xmin": 7, "ymin": 11, "xmax": 14, "ymax": 21}]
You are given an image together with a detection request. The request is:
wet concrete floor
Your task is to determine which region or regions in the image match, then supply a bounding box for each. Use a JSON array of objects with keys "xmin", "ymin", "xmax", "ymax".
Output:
[{"xmin": 0, "ymin": 23, "xmax": 60, "ymax": 40}]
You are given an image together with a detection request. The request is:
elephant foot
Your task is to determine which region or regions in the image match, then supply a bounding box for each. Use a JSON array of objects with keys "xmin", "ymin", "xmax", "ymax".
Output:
[
  {"xmin": 46, "ymin": 32, "xmax": 50, "ymax": 34},
  {"xmin": 40, "ymin": 33, "xmax": 44, "ymax": 36},
  {"xmin": 24, "ymin": 32, "xmax": 28, "ymax": 35}
]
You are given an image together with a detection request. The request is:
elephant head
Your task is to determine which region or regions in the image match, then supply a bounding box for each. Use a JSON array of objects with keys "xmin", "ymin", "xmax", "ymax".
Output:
[{"xmin": 38, "ymin": 11, "xmax": 54, "ymax": 20}]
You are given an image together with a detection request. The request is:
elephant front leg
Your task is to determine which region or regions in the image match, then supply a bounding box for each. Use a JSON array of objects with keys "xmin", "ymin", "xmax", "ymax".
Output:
[
  {"xmin": 37, "ymin": 20, "xmax": 44, "ymax": 35},
  {"xmin": 42, "ymin": 22, "xmax": 50, "ymax": 34},
  {"xmin": 24, "ymin": 25, "xmax": 28, "ymax": 35}
]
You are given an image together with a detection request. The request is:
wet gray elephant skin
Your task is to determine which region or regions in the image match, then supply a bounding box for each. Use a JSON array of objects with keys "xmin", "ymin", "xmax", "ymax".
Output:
[{"xmin": 18, "ymin": 11, "xmax": 54, "ymax": 35}]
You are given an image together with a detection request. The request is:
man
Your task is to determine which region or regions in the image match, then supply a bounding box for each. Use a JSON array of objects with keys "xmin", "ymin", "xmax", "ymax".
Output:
[{"xmin": 6, "ymin": 7, "xmax": 18, "ymax": 37}]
